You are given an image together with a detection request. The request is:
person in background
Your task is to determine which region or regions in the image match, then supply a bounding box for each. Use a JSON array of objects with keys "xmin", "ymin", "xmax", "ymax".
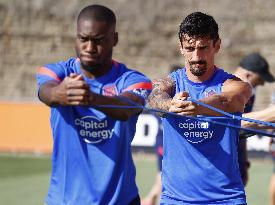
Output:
[
  {"xmin": 270, "ymin": 133, "xmax": 275, "ymax": 205},
  {"xmin": 141, "ymin": 119, "xmax": 162, "ymax": 205},
  {"xmin": 36, "ymin": 4, "xmax": 151, "ymax": 205},
  {"xmin": 241, "ymin": 94, "xmax": 275, "ymax": 205},
  {"xmin": 234, "ymin": 52, "xmax": 275, "ymax": 186}
]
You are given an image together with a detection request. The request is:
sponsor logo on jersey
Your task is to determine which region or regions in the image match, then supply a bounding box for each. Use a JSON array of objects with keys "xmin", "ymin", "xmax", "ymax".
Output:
[
  {"xmin": 178, "ymin": 119, "xmax": 213, "ymax": 143},
  {"xmin": 75, "ymin": 116, "xmax": 114, "ymax": 144}
]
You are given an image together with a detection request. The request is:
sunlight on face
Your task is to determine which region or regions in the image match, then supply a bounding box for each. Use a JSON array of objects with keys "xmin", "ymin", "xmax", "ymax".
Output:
[
  {"xmin": 181, "ymin": 35, "xmax": 220, "ymax": 77},
  {"xmin": 75, "ymin": 19, "xmax": 117, "ymax": 71}
]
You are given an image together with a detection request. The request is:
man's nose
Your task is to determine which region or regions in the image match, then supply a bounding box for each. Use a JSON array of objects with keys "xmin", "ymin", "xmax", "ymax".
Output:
[
  {"xmin": 86, "ymin": 40, "xmax": 96, "ymax": 52},
  {"xmin": 192, "ymin": 49, "xmax": 202, "ymax": 60}
]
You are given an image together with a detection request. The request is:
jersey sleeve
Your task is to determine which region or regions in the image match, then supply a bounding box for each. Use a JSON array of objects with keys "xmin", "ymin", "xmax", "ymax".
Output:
[
  {"xmin": 169, "ymin": 69, "xmax": 179, "ymax": 82},
  {"xmin": 36, "ymin": 62, "xmax": 67, "ymax": 100},
  {"xmin": 121, "ymin": 71, "xmax": 152, "ymax": 103},
  {"xmin": 36, "ymin": 63, "xmax": 66, "ymax": 88},
  {"xmin": 219, "ymin": 69, "xmax": 235, "ymax": 82}
]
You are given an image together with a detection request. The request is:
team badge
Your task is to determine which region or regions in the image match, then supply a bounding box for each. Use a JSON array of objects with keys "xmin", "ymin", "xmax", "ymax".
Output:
[
  {"xmin": 102, "ymin": 84, "xmax": 118, "ymax": 96},
  {"xmin": 204, "ymin": 89, "xmax": 217, "ymax": 98}
]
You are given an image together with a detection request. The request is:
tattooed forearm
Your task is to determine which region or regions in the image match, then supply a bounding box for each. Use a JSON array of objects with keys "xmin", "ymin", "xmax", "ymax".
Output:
[
  {"xmin": 148, "ymin": 89, "xmax": 172, "ymax": 111},
  {"xmin": 148, "ymin": 76, "xmax": 175, "ymax": 111}
]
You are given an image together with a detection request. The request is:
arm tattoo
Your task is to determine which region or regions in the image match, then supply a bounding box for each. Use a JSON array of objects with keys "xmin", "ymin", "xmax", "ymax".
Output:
[{"xmin": 148, "ymin": 76, "xmax": 175, "ymax": 111}]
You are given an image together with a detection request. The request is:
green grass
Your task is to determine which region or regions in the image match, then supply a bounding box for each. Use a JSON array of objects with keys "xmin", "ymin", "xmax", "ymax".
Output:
[
  {"xmin": 0, "ymin": 153, "xmax": 272, "ymax": 205},
  {"xmin": 135, "ymin": 154, "xmax": 158, "ymax": 197},
  {"xmin": 246, "ymin": 160, "xmax": 273, "ymax": 205},
  {"xmin": 0, "ymin": 154, "xmax": 51, "ymax": 205}
]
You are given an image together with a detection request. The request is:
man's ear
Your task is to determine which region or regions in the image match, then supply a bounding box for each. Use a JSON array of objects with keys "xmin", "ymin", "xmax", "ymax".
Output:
[
  {"xmin": 214, "ymin": 38, "xmax": 221, "ymax": 52},
  {"xmin": 179, "ymin": 43, "xmax": 184, "ymax": 54}
]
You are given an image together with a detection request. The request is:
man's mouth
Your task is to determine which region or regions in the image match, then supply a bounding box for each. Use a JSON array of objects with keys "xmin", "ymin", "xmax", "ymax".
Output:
[{"xmin": 82, "ymin": 54, "xmax": 99, "ymax": 61}]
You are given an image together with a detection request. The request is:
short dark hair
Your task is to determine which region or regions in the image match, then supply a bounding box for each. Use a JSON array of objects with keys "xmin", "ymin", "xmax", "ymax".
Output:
[
  {"xmin": 77, "ymin": 4, "xmax": 116, "ymax": 26},
  {"xmin": 178, "ymin": 12, "xmax": 219, "ymax": 44}
]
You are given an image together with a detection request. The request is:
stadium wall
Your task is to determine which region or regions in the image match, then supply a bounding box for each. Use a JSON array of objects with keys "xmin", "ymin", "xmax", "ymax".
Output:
[
  {"xmin": 0, "ymin": 102, "xmax": 160, "ymax": 154},
  {"xmin": 0, "ymin": 102, "xmax": 52, "ymax": 153},
  {"xmin": 1, "ymin": 0, "xmax": 275, "ymax": 111}
]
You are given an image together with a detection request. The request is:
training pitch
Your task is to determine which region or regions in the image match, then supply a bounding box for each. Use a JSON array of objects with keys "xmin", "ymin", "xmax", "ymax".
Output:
[{"xmin": 0, "ymin": 153, "xmax": 272, "ymax": 205}]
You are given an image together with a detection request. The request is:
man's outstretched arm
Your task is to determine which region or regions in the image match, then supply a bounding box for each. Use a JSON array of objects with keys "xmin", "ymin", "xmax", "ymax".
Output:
[
  {"xmin": 39, "ymin": 74, "xmax": 147, "ymax": 121},
  {"xmin": 242, "ymin": 106, "xmax": 275, "ymax": 129}
]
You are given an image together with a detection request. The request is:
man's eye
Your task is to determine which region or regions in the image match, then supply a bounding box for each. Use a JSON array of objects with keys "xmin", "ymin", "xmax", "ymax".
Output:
[
  {"xmin": 186, "ymin": 48, "xmax": 194, "ymax": 52},
  {"xmin": 79, "ymin": 37, "xmax": 87, "ymax": 42},
  {"xmin": 95, "ymin": 38, "xmax": 105, "ymax": 44}
]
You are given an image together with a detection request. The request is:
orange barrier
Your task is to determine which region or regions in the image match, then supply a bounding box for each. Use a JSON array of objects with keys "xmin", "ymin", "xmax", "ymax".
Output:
[{"xmin": 0, "ymin": 102, "xmax": 52, "ymax": 153}]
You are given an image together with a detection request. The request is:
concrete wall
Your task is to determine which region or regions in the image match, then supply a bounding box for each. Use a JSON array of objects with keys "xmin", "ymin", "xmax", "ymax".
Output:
[{"xmin": 1, "ymin": 0, "xmax": 275, "ymax": 109}]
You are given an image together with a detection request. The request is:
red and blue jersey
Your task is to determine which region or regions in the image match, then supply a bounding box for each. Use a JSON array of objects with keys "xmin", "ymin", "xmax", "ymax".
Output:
[
  {"xmin": 37, "ymin": 57, "xmax": 152, "ymax": 205},
  {"xmin": 160, "ymin": 68, "xmax": 246, "ymax": 205}
]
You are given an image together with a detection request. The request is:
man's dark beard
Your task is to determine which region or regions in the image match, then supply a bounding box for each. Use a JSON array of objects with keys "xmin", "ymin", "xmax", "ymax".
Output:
[
  {"xmin": 189, "ymin": 60, "xmax": 207, "ymax": 76},
  {"xmin": 81, "ymin": 62, "xmax": 101, "ymax": 73}
]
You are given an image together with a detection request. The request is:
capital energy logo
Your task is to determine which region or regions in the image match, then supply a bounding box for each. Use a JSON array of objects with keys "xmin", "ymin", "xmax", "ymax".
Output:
[
  {"xmin": 75, "ymin": 116, "xmax": 114, "ymax": 144},
  {"xmin": 178, "ymin": 119, "xmax": 214, "ymax": 143}
]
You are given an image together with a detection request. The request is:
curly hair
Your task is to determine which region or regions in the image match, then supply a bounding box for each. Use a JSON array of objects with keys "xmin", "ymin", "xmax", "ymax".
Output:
[{"xmin": 178, "ymin": 12, "xmax": 219, "ymax": 44}]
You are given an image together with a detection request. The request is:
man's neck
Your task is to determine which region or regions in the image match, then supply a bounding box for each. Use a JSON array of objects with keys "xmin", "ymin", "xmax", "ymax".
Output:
[{"xmin": 81, "ymin": 60, "xmax": 113, "ymax": 79}]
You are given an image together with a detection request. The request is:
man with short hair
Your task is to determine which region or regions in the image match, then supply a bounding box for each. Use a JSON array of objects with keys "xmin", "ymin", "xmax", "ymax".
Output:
[
  {"xmin": 37, "ymin": 4, "xmax": 151, "ymax": 205},
  {"xmin": 234, "ymin": 52, "xmax": 275, "ymax": 186},
  {"xmin": 235, "ymin": 52, "xmax": 274, "ymax": 114},
  {"xmin": 148, "ymin": 12, "xmax": 251, "ymax": 204}
]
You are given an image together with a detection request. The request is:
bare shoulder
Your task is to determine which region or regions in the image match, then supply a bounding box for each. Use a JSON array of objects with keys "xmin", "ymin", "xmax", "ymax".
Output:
[
  {"xmin": 222, "ymin": 77, "xmax": 251, "ymax": 92},
  {"xmin": 222, "ymin": 76, "xmax": 252, "ymax": 102}
]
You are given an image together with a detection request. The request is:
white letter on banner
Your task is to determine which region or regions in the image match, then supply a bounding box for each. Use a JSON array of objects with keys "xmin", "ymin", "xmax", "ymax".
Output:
[{"xmin": 132, "ymin": 114, "xmax": 159, "ymax": 147}]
